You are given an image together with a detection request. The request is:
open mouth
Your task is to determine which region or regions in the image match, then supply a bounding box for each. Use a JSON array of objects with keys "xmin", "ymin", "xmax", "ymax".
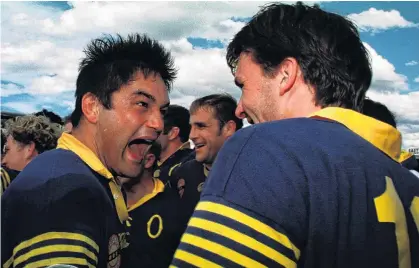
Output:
[
  {"xmin": 195, "ymin": 143, "xmax": 205, "ymax": 150},
  {"xmin": 127, "ymin": 138, "xmax": 154, "ymax": 162}
]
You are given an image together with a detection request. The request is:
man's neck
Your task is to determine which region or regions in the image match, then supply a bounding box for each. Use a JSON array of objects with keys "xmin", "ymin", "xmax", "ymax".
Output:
[
  {"xmin": 124, "ymin": 173, "xmax": 155, "ymax": 208},
  {"xmin": 160, "ymin": 140, "xmax": 185, "ymax": 163},
  {"xmin": 71, "ymin": 126, "xmax": 103, "ymax": 163}
]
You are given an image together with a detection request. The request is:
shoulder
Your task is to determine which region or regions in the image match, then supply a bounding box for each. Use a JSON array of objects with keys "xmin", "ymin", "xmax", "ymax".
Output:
[{"xmin": 3, "ymin": 149, "xmax": 104, "ymax": 202}]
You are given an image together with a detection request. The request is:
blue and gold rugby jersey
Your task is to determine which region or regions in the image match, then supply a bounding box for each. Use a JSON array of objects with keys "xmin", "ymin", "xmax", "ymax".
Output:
[
  {"xmin": 170, "ymin": 159, "xmax": 209, "ymax": 218},
  {"xmin": 154, "ymin": 141, "xmax": 194, "ymax": 187},
  {"xmin": 171, "ymin": 107, "xmax": 419, "ymax": 268},
  {"xmin": 1, "ymin": 166, "xmax": 19, "ymax": 195},
  {"xmin": 1, "ymin": 133, "xmax": 130, "ymax": 268},
  {"xmin": 400, "ymin": 150, "xmax": 419, "ymax": 172},
  {"xmin": 125, "ymin": 178, "xmax": 190, "ymax": 268}
]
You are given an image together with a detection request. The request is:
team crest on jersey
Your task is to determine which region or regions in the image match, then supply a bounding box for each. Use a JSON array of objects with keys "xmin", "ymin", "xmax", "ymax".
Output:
[
  {"xmin": 177, "ymin": 178, "xmax": 185, "ymax": 198},
  {"xmin": 197, "ymin": 182, "xmax": 205, "ymax": 192},
  {"xmin": 107, "ymin": 234, "xmax": 121, "ymax": 268}
]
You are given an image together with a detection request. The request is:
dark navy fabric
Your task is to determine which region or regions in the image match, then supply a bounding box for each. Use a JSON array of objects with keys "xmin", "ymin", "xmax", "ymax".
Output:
[
  {"xmin": 179, "ymin": 117, "xmax": 419, "ymax": 268},
  {"xmin": 2, "ymin": 149, "xmax": 129, "ymax": 268}
]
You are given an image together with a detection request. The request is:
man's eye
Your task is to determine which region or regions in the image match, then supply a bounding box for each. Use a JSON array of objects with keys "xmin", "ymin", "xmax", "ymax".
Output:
[{"xmin": 137, "ymin": 102, "xmax": 148, "ymax": 108}]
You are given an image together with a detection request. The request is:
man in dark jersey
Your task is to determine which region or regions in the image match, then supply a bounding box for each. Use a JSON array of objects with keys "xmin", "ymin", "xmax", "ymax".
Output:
[
  {"xmin": 1, "ymin": 114, "xmax": 61, "ymax": 194},
  {"xmin": 120, "ymin": 142, "xmax": 189, "ymax": 267},
  {"xmin": 362, "ymin": 98, "xmax": 419, "ymax": 172},
  {"xmin": 172, "ymin": 2, "xmax": 419, "ymax": 268},
  {"xmin": 2, "ymin": 34, "xmax": 176, "ymax": 268},
  {"xmin": 171, "ymin": 94, "xmax": 243, "ymax": 218},
  {"xmin": 155, "ymin": 105, "xmax": 194, "ymax": 186}
]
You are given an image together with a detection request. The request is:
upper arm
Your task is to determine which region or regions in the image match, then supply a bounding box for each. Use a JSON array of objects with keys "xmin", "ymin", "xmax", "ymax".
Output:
[
  {"xmin": 2, "ymin": 174, "xmax": 106, "ymax": 268},
  {"xmin": 171, "ymin": 126, "xmax": 308, "ymax": 267}
]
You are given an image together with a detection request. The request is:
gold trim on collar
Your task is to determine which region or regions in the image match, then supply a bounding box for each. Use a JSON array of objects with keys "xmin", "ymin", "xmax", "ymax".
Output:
[
  {"xmin": 56, "ymin": 133, "xmax": 129, "ymax": 223},
  {"xmin": 128, "ymin": 178, "xmax": 165, "ymax": 212},
  {"xmin": 203, "ymin": 164, "xmax": 210, "ymax": 177},
  {"xmin": 310, "ymin": 107, "xmax": 402, "ymax": 162},
  {"xmin": 57, "ymin": 133, "xmax": 112, "ymax": 179}
]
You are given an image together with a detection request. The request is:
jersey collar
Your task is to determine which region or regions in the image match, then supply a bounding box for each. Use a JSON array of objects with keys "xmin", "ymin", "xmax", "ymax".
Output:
[
  {"xmin": 309, "ymin": 107, "xmax": 402, "ymax": 162},
  {"xmin": 127, "ymin": 178, "xmax": 165, "ymax": 212},
  {"xmin": 57, "ymin": 132, "xmax": 129, "ymax": 223},
  {"xmin": 57, "ymin": 132, "xmax": 113, "ymax": 179},
  {"xmin": 157, "ymin": 141, "xmax": 191, "ymax": 167}
]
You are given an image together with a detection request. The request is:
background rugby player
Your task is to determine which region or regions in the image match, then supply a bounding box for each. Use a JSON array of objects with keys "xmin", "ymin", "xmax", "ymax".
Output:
[
  {"xmin": 2, "ymin": 33, "xmax": 176, "ymax": 268},
  {"xmin": 155, "ymin": 104, "xmax": 194, "ymax": 186},
  {"xmin": 362, "ymin": 98, "xmax": 419, "ymax": 172},
  {"xmin": 121, "ymin": 142, "xmax": 189, "ymax": 267},
  {"xmin": 171, "ymin": 93, "xmax": 243, "ymax": 217},
  {"xmin": 172, "ymin": 2, "xmax": 419, "ymax": 267},
  {"xmin": 1, "ymin": 115, "xmax": 61, "ymax": 194}
]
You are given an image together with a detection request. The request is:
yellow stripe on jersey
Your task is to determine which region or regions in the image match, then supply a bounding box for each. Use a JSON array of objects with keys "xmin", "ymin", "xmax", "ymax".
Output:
[
  {"xmin": 173, "ymin": 249, "xmax": 222, "ymax": 268},
  {"xmin": 188, "ymin": 217, "xmax": 297, "ymax": 267},
  {"xmin": 182, "ymin": 233, "xmax": 266, "ymax": 268},
  {"xmin": 4, "ymin": 232, "xmax": 99, "ymax": 268},
  {"xmin": 20, "ymin": 257, "xmax": 95, "ymax": 268},
  {"xmin": 196, "ymin": 201, "xmax": 301, "ymax": 260},
  {"xmin": 411, "ymin": 197, "xmax": 419, "ymax": 232},
  {"xmin": 14, "ymin": 245, "xmax": 98, "ymax": 266},
  {"xmin": 1, "ymin": 168, "xmax": 11, "ymax": 194}
]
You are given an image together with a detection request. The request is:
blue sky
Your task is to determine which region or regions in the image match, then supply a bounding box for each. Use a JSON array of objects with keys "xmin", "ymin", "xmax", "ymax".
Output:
[{"xmin": 1, "ymin": 1, "xmax": 418, "ymax": 147}]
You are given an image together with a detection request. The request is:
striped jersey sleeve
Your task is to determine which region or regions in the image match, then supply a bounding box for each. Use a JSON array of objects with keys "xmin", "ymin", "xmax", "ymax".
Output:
[
  {"xmin": 1, "ymin": 167, "xmax": 19, "ymax": 195},
  {"xmin": 171, "ymin": 197, "xmax": 300, "ymax": 268},
  {"xmin": 1, "ymin": 174, "xmax": 106, "ymax": 268}
]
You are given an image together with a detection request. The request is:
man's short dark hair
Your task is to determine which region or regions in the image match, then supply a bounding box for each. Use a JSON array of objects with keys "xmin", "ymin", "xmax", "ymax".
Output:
[
  {"xmin": 362, "ymin": 98, "xmax": 397, "ymax": 128},
  {"xmin": 163, "ymin": 105, "xmax": 191, "ymax": 143},
  {"xmin": 34, "ymin": 109, "xmax": 63, "ymax": 125},
  {"xmin": 72, "ymin": 33, "xmax": 177, "ymax": 127},
  {"xmin": 226, "ymin": 1, "xmax": 372, "ymax": 111},
  {"xmin": 190, "ymin": 93, "xmax": 243, "ymax": 132}
]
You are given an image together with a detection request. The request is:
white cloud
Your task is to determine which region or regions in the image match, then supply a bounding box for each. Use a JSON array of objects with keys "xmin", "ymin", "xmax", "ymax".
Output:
[
  {"xmin": 348, "ymin": 8, "xmax": 417, "ymax": 32},
  {"xmin": 1, "ymin": 1, "xmax": 417, "ymax": 149},
  {"xmin": 415, "ymin": 77, "xmax": 419, "ymax": 83},
  {"xmin": 1, "ymin": 102, "xmax": 39, "ymax": 114},
  {"xmin": 1, "ymin": 83, "xmax": 24, "ymax": 97},
  {"xmin": 406, "ymin": 60, "xmax": 418, "ymax": 66},
  {"xmin": 363, "ymin": 42, "xmax": 409, "ymax": 92}
]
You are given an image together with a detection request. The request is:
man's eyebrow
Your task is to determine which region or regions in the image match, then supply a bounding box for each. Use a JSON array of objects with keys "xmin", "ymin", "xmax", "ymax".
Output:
[{"xmin": 134, "ymin": 90, "xmax": 156, "ymax": 102}]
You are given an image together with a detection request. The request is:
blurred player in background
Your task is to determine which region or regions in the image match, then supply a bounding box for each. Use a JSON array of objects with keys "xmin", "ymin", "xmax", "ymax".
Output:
[
  {"xmin": 155, "ymin": 104, "xmax": 193, "ymax": 186},
  {"xmin": 121, "ymin": 142, "xmax": 189, "ymax": 267},
  {"xmin": 171, "ymin": 93, "xmax": 242, "ymax": 218},
  {"xmin": 1, "ymin": 115, "xmax": 61, "ymax": 194}
]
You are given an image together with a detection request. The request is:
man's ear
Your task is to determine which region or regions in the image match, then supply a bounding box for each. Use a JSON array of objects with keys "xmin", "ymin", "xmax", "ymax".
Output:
[
  {"xmin": 24, "ymin": 142, "xmax": 38, "ymax": 160},
  {"xmin": 81, "ymin": 93, "xmax": 101, "ymax": 124},
  {"xmin": 222, "ymin": 120, "xmax": 237, "ymax": 138},
  {"xmin": 144, "ymin": 154, "xmax": 156, "ymax": 169},
  {"xmin": 168, "ymin": 127, "xmax": 180, "ymax": 141},
  {"xmin": 274, "ymin": 57, "xmax": 299, "ymax": 96}
]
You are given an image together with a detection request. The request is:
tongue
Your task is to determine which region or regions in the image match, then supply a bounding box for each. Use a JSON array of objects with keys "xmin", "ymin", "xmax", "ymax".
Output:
[{"xmin": 129, "ymin": 143, "xmax": 148, "ymax": 161}]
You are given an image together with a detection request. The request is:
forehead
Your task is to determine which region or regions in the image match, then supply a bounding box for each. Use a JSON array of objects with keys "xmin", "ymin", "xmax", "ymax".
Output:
[
  {"xmin": 190, "ymin": 106, "xmax": 217, "ymax": 123},
  {"xmin": 118, "ymin": 71, "xmax": 169, "ymax": 103},
  {"xmin": 235, "ymin": 52, "xmax": 264, "ymax": 81},
  {"xmin": 5, "ymin": 135, "xmax": 19, "ymax": 148}
]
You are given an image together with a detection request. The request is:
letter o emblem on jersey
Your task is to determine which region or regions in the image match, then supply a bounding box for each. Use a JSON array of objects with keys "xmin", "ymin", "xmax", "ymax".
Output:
[
  {"xmin": 107, "ymin": 234, "xmax": 121, "ymax": 268},
  {"xmin": 147, "ymin": 214, "xmax": 163, "ymax": 239}
]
